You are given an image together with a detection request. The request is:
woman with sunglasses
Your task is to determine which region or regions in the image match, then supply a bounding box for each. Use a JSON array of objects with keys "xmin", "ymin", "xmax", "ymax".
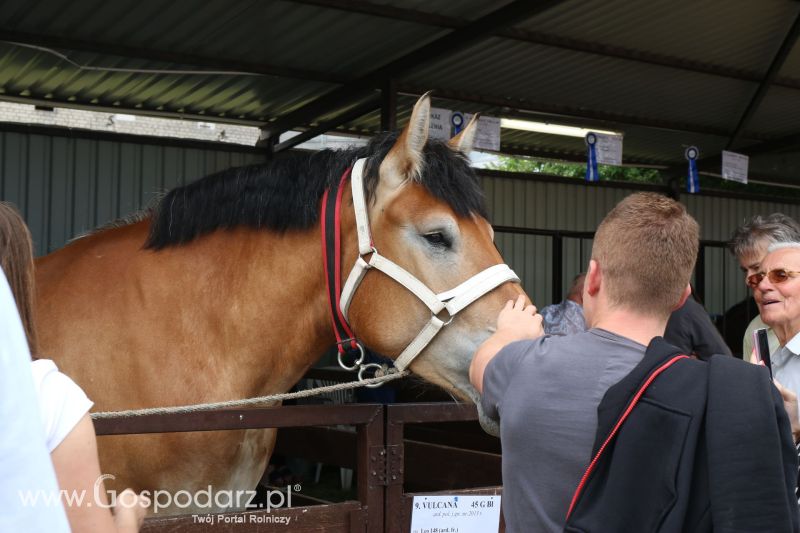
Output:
[
  {"xmin": 750, "ymin": 242, "xmax": 800, "ymax": 446},
  {"xmin": 729, "ymin": 213, "xmax": 800, "ymax": 361}
]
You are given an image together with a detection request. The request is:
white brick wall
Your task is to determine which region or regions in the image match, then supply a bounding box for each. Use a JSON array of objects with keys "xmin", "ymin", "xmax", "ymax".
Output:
[
  {"xmin": 0, "ymin": 102, "xmax": 260, "ymax": 146},
  {"xmin": 0, "ymin": 102, "xmax": 373, "ymax": 151}
]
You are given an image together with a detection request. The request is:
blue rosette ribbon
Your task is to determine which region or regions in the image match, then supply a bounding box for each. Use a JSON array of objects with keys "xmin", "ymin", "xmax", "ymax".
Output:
[
  {"xmin": 451, "ymin": 112, "xmax": 464, "ymax": 135},
  {"xmin": 686, "ymin": 146, "xmax": 699, "ymax": 194},
  {"xmin": 585, "ymin": 132, "xmax": 599, "ymax": 182}
]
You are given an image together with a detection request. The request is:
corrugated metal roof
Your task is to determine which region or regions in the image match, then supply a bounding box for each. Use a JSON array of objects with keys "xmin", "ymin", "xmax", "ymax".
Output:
[
  {"xmin": 523, "ymin": 0, "xmax": 797, "ymax": 75},
  {"xmin": 409, "ymin": 37, "xmax": 757, "ymax": 131},
  {"xmin": 2, "ymin": 0, "xmax": 800, "ymax": 183}
]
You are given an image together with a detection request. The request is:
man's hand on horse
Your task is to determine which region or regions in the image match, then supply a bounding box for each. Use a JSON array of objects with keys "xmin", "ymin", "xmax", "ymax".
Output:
[
  {"xmin": 497, "ymin": 295, "xmax": 543, "ymax": 340},
  {"xmin": 470, "ymin": 295, "xmax": 543, "ymax": 394}
]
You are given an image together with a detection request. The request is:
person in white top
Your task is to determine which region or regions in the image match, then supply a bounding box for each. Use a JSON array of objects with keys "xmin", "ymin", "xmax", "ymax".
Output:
[
  {"xmin": 728, "ymin": 213, "xmax": 800, "ymax": 360},
  {"xmin": 0, "ymin": 201, "xmax": 146, "ymax": 532},
  {"xmin": 0, "ymin": 269, "xmax": 70, "ymax": 532},
  {"xmin": 750, "ymin": 242, "xmax": 800, "ymax": 443}
]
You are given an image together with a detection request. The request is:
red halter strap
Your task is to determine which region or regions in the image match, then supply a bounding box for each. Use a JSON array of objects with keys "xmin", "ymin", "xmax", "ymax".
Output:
[
  {"xmin": 565, "ymin": 354, "xmax": 689, "ymax": 520},
  {"xmin": 320, "ymin": 165, "xmax": 359, "ymax": 355}
]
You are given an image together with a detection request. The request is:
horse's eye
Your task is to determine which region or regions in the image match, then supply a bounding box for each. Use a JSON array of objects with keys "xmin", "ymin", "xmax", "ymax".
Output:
[{"xmin": 423, "ymin": 232, "xmax": 450, "ymax": 248}]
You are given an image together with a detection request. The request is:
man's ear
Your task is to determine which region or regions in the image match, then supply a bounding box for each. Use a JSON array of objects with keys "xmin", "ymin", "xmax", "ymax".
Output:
[
  {"xmin": 585, "ymin": 259, "xmax": 601, "ymax": 297},
  {"xmin": 671, "ymin": 284, "xmax": 692, "ymax": 311}
]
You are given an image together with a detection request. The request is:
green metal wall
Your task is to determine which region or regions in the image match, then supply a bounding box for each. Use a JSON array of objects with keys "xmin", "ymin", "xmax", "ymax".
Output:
[
  {"xmin": 3, "ymin": 127, "xmax": 800, "ymax": 317},
  {"xmin": 0, "ymin": 130, "xmax": 267, "ymax": 255},
  {"xmin": 484, "ymin": 175, "xmax": 800, "ymax": 315}
]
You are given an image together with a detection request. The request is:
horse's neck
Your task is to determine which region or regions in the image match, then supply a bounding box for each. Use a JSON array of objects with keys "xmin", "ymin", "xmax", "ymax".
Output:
[
  {"xmin": 165, "ymin": 225, "xmax": 335, "ymax": 394},
  {"xmin": 40, "ymin": 219, "xmax": 338, "ymax": 400}
]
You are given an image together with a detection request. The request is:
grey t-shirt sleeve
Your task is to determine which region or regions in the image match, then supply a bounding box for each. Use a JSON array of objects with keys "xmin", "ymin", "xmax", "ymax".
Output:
[{"xmin": 481, "ymin": 339, "xmax": 533, "ymax": 421}]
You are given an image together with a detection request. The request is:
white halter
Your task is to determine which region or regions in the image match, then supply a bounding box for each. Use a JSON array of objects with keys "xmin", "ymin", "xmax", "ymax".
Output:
[{"xmin": 339, "ymin": 158, "xmax": 520, "ymax": 371}]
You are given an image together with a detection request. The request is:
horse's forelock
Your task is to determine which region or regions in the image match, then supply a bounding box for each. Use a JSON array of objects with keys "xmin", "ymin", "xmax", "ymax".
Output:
[
  {"xmin": 362, "ymin": 134, "xmax": 487, "ymax": 220},
  {"xmin": 144, "ymin": 132, "xmax": 486, "ymax": 250}
]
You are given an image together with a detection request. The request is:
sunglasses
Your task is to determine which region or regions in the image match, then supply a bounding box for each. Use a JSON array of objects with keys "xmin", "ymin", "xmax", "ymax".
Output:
[{"xmin": 746, "ymin": 268, "xmax": 800, "ymax": 289}]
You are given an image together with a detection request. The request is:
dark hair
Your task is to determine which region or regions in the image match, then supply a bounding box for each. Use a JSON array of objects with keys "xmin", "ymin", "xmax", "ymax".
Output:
[
  {"xmin": 0, "ymin": 202, "xmax": 39, "ymax": 356},
  {"xmin": 145, "ymin": 133, "xmax": 487, "ymax": 250}
]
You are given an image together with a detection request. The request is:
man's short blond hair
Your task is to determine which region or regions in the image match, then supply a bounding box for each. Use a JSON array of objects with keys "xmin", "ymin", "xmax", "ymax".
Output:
[{"xmin": 592, "ymin": 192, "xmax": 699, "ymax": 318}]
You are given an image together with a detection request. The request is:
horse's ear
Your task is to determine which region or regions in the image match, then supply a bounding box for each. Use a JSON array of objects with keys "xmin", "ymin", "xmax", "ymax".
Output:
[
  {"xmin": 379, "ymin": 92, "xmax": 431, "ymax": 187},
  {"xmin": 448, "ymin": 113, "xmax": 479, "ymax": 155}
]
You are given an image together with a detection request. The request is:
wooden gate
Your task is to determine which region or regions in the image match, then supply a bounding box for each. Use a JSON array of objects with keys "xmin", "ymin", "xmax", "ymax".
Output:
[{"xmin": 94, "ymin": 402, "xmax": 504, "ymax": 532}]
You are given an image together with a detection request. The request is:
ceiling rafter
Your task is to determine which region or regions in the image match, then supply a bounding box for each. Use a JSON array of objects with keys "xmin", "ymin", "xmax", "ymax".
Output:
[
  {"xmin": 273, "ymin": 96, "xmax": 381, "ymax": 153},
  {"xmin": 726, "ymin": 11, "xmax": 800, "ymax": 149},
  {"xmin": 398, "ymin": 85, "xmax": 753, "ymax": 139},
  {"xmin": 259, "ymin": 0, "xmax": 567, "ymax": 140},
  {"xmin": 3, "ymin": 5, "xmax": 793, "ymax": 146},
  {"xmin": 663, "ymin": 128, "xmax": 800, "ymax": 181},
  {"xmin": 285, "ymin": 0, "xmax": 800, "ymax": 90}
]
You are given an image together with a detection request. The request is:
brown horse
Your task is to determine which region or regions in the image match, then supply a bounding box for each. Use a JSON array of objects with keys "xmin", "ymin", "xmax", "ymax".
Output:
[{"xmin": 34, "ymin": 94, "xmax": 528, "ymax": 513}]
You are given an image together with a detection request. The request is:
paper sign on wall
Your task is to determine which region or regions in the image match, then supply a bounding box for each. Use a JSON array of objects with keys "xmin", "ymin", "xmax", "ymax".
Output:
[
  {"xmin": 721, "ymin": 150, "xmax": 748, "ymax": 184},
  {"xmin": 410, "ymin": 495, "xmax": 502, "ymax": 533},
  {"xmin": 594, "ymin": 133, "xmax": 623, "ymax": 166},
  {"xmin": 429, "ymin": 108, "xmax": 501, "ymax": 151},
  {"xmin": 429, "ymin": 107, "xmax": 453, "ymax": 141},
  {"xmin": 465, "ymin": 114, "xmax": 501, "ymax": 151}
]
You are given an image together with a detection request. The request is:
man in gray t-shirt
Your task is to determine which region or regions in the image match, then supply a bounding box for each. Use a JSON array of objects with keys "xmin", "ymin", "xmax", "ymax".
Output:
[
  {"xmin": 482, "ymin": 330, "xmax": 645, "ymax": 531},
  {"xmin": 469, "ymin": 193, "xmax": 701, "ymax": 532}
]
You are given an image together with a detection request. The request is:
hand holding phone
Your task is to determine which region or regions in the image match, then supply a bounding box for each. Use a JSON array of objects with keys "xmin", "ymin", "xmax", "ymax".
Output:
[{"xmin": 753, "ymin": 328, "xmax": 772, "ymax": 379}]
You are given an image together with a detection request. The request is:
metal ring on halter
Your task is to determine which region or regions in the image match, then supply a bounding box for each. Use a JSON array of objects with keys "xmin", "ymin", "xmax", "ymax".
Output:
[
  {"xmin": 436, "ymin": 310, "xmax": 455, "ymax": 326},
  {"xmin": 360, "ymin": 246, "xmax": 379, "ymax": 259},
  {"xmin": 337, "ymin": 342, "xmax": 366, "ymax": 371},
  {"xmin": 358, "ymin": 363, "xmax": 387, "ymax": 388}
]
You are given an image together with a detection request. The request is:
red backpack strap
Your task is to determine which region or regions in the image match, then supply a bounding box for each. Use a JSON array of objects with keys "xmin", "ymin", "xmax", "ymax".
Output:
[{"xmin": 566, "ymin": 354, "xmax": 689, "ymax": 520}]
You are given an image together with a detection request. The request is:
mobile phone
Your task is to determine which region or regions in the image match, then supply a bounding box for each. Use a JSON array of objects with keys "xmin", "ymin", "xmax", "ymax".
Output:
[{"xmin": 753, "ymin": 328, "xmax": 772, "ymax": 379}]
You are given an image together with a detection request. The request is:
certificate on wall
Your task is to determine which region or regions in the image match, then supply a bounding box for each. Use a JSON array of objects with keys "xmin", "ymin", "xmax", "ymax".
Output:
[
  {"xmin": 594, "ymin": 133, "xmax": 623, "ymax": 166},
  {"xmin": 721, "ymin": 150, "xmax": 749, "ymax": 184},
  {"xmin": 429, "ymin": 108, "xmax": 453, "ymax": 141}
]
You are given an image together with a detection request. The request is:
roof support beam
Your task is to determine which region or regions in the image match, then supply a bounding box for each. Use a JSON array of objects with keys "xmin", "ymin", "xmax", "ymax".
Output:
[
  {"xmin": 741, "ymin": 131, "xmax": 800, "ymax": 155},
  {"xmin": 726, "ymin": 11, "xmax": 800, "ymax": 149},
  {"xmin": 286, "ymin": 0, "xmax": 800, "ymax": 90},
  {"xmin": 381, "ymin": 79, "xmax": 398, "ymax": 132},
  {"xmin": 9, "ymin": 4, "xmax": 800, "ymax": 94},
  {"xmin": 260, "ymin": 0, "xmax": 566, "ymax": 141},
  {"xmin": 662, "ymin": 129, "xmax": 800, "ymax": 184},
  {"xmin": 268, "ymin": 96, "xmax": 381, "ymax": 153},
  {"xmin": 398, "ymin": 85, "xmax": 757, "ymax": 139}
]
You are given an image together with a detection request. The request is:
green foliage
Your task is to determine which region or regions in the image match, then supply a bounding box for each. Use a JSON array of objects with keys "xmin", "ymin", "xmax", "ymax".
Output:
[
  {"xmin": 488, "ymin": 156, "xmax": 800, "ymax": 198},
  {"xmin": 489, "ymin": 156, "xmax": 661, "ymax": 183}
]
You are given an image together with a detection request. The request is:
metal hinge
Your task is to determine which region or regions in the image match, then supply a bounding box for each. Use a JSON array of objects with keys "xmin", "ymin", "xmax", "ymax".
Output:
[{"xmin": 369, "ymin": 444, "xmax": 403, "ymax": 486}]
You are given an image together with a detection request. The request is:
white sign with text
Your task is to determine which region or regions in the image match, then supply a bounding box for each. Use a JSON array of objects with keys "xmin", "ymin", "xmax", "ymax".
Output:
[
  {"xmin": 721, "ymin": 150, "xmax": 749, "ymax": 184},
  {"xmin": 410, "ymin": 495, "xmax": 501, "ymax": 533},
  {"xmin": 465, "ymin": 114, "xmax": 502, "ymax": 151},
  {"xmin": 593, "ymin": 133, "xmax": 623, "ymax": 166},
  {"xmin": 429, "ymin": 107, "xmax": 452, "ymax": 141}
]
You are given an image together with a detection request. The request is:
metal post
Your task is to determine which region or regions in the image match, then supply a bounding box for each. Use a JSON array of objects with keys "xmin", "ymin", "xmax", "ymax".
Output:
[
  {"xmin": 695, "ymin": 245, "xmax": 706, "ymax": 304},
  {"xmin": 381, "ymin": 80, "xmax": 397, "ymax": 132},
  {"xmin": 359, "ymin": 405, "xmax": 384, "ymax": 533},
  {"xmin": 552, "ymin": 233, "xmax": 563, "ymax": 304}
]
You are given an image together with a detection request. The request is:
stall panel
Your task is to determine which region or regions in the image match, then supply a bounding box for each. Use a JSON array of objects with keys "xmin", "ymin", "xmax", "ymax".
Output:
[{"xmin": 0, "ymin": 131, "xmax": 267, "ymax": 255}]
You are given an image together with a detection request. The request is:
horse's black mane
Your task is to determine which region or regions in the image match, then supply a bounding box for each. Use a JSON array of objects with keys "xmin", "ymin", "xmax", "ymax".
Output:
[{"xmin": 145, "ymin": 132, "xmax": 488, "ymax": 250}]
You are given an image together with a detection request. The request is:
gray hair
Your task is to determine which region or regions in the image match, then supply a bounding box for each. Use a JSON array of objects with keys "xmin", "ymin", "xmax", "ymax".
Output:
[
  {"xmin": 767, "ymin": 241, "xmax": 800, "ymax": 253},
  {"xmin": 728, "ymin": 213, "xmax": 800, "ymax": 259}
]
